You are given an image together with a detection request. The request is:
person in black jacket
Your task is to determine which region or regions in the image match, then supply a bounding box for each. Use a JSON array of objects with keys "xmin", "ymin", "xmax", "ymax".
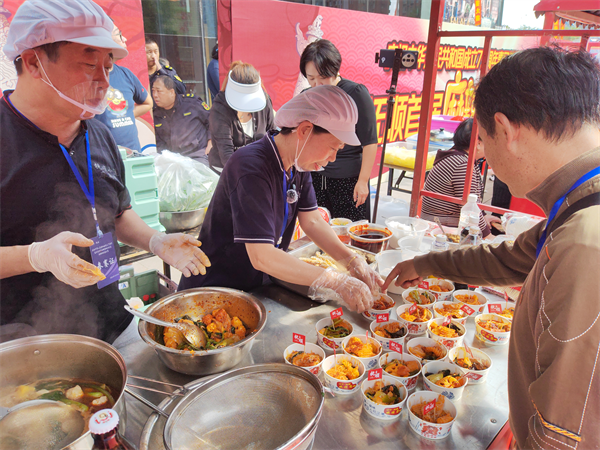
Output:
[
  {"xmin": 145, "ymin": 36, "xmax": 186, "ymax": 95},
  {"xmin": 208, "ymin": 61, "xmax": 275, "ymax": 172}
]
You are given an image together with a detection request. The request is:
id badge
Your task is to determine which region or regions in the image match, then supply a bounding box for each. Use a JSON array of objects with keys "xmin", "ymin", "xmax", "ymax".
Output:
[{"xmin": 90, "ymin": 232, "xmax": 119, "ymax": 289}]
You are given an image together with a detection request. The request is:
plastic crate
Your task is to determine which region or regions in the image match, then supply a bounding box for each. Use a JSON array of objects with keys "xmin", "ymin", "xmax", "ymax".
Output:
[{"xmin": 118, "ymin": 268, "xmax": 176, "ymax": 305}]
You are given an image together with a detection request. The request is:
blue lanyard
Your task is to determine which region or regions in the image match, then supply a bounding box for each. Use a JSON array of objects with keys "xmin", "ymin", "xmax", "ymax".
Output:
[
  {"xmin": 278, "ymin": 170, "xmax": 289, "ymax": 248},
  {"xmin": 536, "ymin": 166, "xmax": 600, "ymax": 258},
  {"xmin": 59, "ymin": 132, "xmax": 103, "ymax": 237}
]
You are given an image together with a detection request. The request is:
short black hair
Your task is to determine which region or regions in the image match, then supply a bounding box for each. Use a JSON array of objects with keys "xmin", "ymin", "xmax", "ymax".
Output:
[
  {"xmin": 300, "ymin": 39, "xmax": 342, "ymax": 79},
  {"xmin": 145, "ymin": 36, "xmax": 157, "ymax": 46},
  {"xmin": 14, "ymin": 41, "xmax": 70, "ymax": 76},
  {"xmin": 279, "ymin": 124, "xmax": 329, "ymax": 135},
  {"xmin": 452, "ymin": 118, "xmax": 474, "ymax": 151},
  {"xmin": 154, "ymin": 75, "xmax": 175, "ymax": 91},
  {"xmin": 211, "ymin": 43, "xmax": 218, "ymax": 60},
  {"xmin": 474, "ymin": 46, "xmax": 600, "ymax": 142}
]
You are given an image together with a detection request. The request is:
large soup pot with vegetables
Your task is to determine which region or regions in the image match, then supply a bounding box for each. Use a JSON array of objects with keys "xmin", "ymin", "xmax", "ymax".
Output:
[
  {"xmin": 0, "ymin": 334, "xmax": 127, "ymax": 450},
  {"xmin": 138, "ymin": 287, "xmax": 267, "ymax": 375}
]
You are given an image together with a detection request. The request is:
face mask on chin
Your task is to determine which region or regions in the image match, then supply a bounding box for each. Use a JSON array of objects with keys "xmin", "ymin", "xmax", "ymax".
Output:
[{"xmin": 293, "ymin": 126, "xmax": 324, "ymax": 172}]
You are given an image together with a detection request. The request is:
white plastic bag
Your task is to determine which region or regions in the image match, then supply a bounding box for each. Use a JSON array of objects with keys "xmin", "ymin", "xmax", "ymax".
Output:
[
  {"xmin": 154, "ymin": 151, "xmax": 219, "ymax": 212},
  {"xmin": 502, "ymin": 212, "xmax": 543, "ymax": 237}
]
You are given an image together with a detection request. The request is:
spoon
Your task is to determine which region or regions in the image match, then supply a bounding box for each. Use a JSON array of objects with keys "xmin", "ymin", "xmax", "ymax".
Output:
[
  {"xmin": 124, "ymin": 305, "xmax": 207, "ymax": 349},
  {"xmin": 0, "ymin": 399, "xmax": 64, "ymax": 421},
  {"xmin": 434, "ymin": 216, "xmax": 447, "ymax": 236}
]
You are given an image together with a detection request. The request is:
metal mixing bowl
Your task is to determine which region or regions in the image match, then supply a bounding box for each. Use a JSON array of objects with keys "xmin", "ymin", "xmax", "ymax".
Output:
[
  {"xmin": 138, "ymin": 287, "xmax": 267, "ymax": 375},
  {"xmin": 159, "ymin": 208, "xmax": 206, "ymax": 232}
]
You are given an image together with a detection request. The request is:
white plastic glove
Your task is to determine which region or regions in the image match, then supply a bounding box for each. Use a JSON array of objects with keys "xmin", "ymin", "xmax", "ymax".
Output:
[
  {"xmin": 149, "ymin": 232, "xmax": 211, "ymax": 277},
  {"xmin": 308, "ymin": 268, "xmax": 374, "ymax": 313},
  {"xmin": 342, "ymin": 255, "xmax": 385, "ymax": 297},
  {"xmin": 28, "ymin": 231, "xmax": 105, "ymax": 289}
]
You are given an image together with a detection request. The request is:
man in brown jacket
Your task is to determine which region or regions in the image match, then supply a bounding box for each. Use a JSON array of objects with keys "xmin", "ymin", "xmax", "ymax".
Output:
[{"xmin": 384, "ymin": 47, "xmax": 600, "ymax": 449}]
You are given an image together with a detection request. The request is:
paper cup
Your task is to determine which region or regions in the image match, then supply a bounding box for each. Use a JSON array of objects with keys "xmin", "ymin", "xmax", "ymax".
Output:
[
  {"xmin": 475, "ymin": 313, "xmax": 511, "ymax": 346},
  {"xmin": 379, "ymin": 351, "xmax": 422, "ymax": 393},
  {"xmin": 361, "ymin": 375, "xmax": 408, "ymax": 420},
  {"xmin": 453, "ymin": 290, "xmax": 489, "ymax": 315},
  {"xmin": 370, "ymin": 320, "xmax": 407, "ymax": 352},
  {"xmin": 402, "ymin": 288, "xmax": 437, "ymax": 312},
  {"xmin": 396, "ymin": 303, "xmax": 434, "ymax": 336},
  {"xmin": 407, "ymin": 391, "xmax": 457, "ymax": 440},
  {"xmin": 421, "ymin": 360, "xmax": 468, "ymax": 401},
  {"xmin": 405, "ymin": 336, "xmax": 448, "ymax": 364},
  {"xmin": 342, "ymin": 335, "xmax": 382, "ymax": 370},
  {"xmin": 427, "ymin": 318, "xmax": 466, "ymax": 351},
  {"xmin": 426, "ymin": 279, "xmax": 455, "ymax": 302},
  {"xmin": 433, "ymin": 301, "xmax": 468, "ymax": 326},
  {"xmin": 362, "ymin": 294, "xmax": 396, "ymax": 321},
  {"xmin": 447, "ymin": 346, "xmax": 493, "ymax": 385},
  {"xmin": 322, "ymin": 354, "xmax": 365, "ymax": 395},
  {"xmin": 316, "ymin": 317, "xmax": 353, "ymax": 351},
  {"xmin": 283, "ymin": 342, "xmax": 326, "ymax": 376}
]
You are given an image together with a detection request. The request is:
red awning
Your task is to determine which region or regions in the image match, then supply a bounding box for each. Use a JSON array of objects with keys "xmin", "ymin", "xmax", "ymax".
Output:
[{"xmin": 534, "ymin": 0, "xmax": 600, "ymax": 26}]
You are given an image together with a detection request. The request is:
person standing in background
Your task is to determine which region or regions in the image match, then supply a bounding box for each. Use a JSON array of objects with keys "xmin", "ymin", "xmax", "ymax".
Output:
[
  {"xmin": 95, "ymin": 22, "xmax": 152, "ymax": 152},
  {"xmin": 300, "ymin": 39, "xmax": 378, "ymax": 222},
  {"xmin": 145, "ymin": 37, "xmax": 185, "ymax": 95},
  {"xmin": 207, "ymin": 43, "xmax": 219, "ymax": 100}
]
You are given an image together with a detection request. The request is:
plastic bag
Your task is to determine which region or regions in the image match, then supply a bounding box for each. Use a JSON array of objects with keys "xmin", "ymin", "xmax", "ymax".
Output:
[
  {"xmin": 154, "ymin": 151, "xmax": 219, "ymax": 212},
  {"xmin": 502, "ymin": 212, "xmax": 543, "ymax": 237}
]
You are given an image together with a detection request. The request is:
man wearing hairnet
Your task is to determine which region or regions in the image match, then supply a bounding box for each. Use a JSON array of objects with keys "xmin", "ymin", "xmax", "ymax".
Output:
[
  {"xmin": 0, "ymin": 0, "xmax": 210, "ymax": 343},
  {"xmin": 179, "ymin": 85, "xmax": 383, "ymax": 313}
]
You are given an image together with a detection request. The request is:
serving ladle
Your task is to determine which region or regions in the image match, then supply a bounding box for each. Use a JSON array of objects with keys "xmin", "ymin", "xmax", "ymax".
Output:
[{"xmin": 124, "ymin": 305, "xmax": 207, "ymax": 349}]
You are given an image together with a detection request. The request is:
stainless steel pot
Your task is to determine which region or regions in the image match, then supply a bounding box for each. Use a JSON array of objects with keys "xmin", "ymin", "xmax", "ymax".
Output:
[
  {"xmin": 138, "ymin": 287, "xmax": 267, "ymax": 375},
  {"xmin": 159, "ymin": 208, "xmax": 206, "ymax": 232},
  {"xmin": 0, "ymin": 334, "xmax": 127, "ymax": 450}
]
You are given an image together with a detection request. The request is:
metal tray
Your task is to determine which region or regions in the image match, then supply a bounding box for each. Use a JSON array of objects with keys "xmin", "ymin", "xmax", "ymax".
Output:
[{"xmin": 270, "ymin": 243, "xmax": 377, "ymax": 298}]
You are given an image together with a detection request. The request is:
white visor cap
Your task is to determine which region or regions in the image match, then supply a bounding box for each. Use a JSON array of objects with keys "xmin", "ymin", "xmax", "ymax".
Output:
[
  {"xmin": 275, "ymin": 85, "xmax": 360, "ymax": 146},
  {"xmin": 3, "ymin": 0, "xmax": 128, "ymax": 62},
  {"xmin": 225, "ymin": 72, "xmax": 267, "ymax": 113}
]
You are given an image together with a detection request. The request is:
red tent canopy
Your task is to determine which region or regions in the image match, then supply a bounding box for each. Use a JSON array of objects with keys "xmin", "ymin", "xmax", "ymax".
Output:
[{"xmin": 534, "ymin": 0, "xmax": 600, "ymax": 27}]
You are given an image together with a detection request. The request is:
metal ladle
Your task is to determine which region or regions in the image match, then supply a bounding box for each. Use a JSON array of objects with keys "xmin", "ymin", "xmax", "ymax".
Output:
[{"xmin": 124, "ymin": 305, "xmax": 207, "ymax": 349}]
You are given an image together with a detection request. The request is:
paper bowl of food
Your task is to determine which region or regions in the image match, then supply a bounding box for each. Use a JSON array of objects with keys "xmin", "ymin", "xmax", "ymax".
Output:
[
  {"xmin": 425, "ymin": 278, "xmax": 455, "ymax": 302},
  {"xmin": 475, "ymin": 313, "xmax": 512, "ymax": 346},
  {"xmin": 402, "ymin": 288, "xmax": 437, "ymax": 311},
  {"xmin": 363, "ymin": 294, "xmax": 396, "ymax": 321},
  {"xmin": 361, "ymin": 375, "xmax": 408, "ymax": 420},
  {"xmin": 407, "ymin": 391, "xmax": 457, "ymax": 440},
  {"xmin": 315, "ymin": 317, "xmax": 353, "ymax": 351},
  {"xmin": 427, "ymin": 318, "xmax": 466, "ymax": 351},
  {"xmin": 448, "ymin": 346, "xmax": 492, "ymax": 385},
  {"xmin": 453, "ymin": 290, "xmax": 489, "ymax": 315},
  {"xmin": 283, "ymin": 342, "xmax": 326, "ymax": 376},
  {"xmin": 405, "ymin": 337, "xmax": 448, "ymax": 364},
  {"xmin": 484, "ymin": 303, "xmax": 515, "ymax": 321},
  {"xmin": 331, "ymin": 217, "xmax": 352, "ymax": 226},
  {"xmin": 379, "ymin": 351, "xmax": 422, "ymax": 393},
  {"xmin": 322, "ymin": 354, "xmax": 365, "ymax": 395},
  {"xmin": 342, "ymin": 335, "xmax": 382, "ymax": 370},
  {"xmin": 421, "ymin": 360, "xmax": 468, "ymax": 401},
  {"xmin": 370, "ymin": 320, "xmax": 407, "ymax": 352},
  {"xmin": 433, "ymin": 301, "xmax": 468, "ymax": 326},
  {"xmin": 396, "ymin": 303, "xmax": 434, "ymax": 335}
]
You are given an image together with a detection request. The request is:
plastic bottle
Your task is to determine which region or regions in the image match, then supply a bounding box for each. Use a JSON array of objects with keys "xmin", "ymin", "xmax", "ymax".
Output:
[
  {"xmin": 458, "ymin": 194, "xmax": 480, "ymax": 234},
  {"xmin": 460, "ymin": 226, "xmax": 483, "ymax": 248},
  {"xmin": 461, "ymin": 213, "xmax": 480, "ymax": 238},
  {"xmin": 90, "ymin": 409, "xmax": 137, "ymax": 450},
  {"xmin": 431, "ymin": 234, "xmax": 449, "ymax": 252}
]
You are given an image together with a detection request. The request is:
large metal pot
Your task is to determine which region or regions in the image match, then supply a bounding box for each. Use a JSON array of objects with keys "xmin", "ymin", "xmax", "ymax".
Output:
[
  {"xmin": 0, "ymin": 334, "xmax": 127, "ymax": 450},
  {"xmin": 159, "ymin": 208, "xmax": 206, "ymax": 232},
  {"xmin": 138, "ymin": 287, "xmax": 267, "ymax": 375}
]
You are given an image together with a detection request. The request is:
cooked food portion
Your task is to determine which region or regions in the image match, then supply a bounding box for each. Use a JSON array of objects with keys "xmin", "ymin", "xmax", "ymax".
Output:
[
  {"xmin": 344, "ymin": 336, "xmax": 379, "ymax": 358},
  {"xmin": 326, "ymin": 360, "xmax": 360, "ymax": 380},
  {"xmin": 478, "ymin": 317, "xmax": 511, "ymax": 332},
  {"xmin": 286, "ymin": 351, "xmax": 322, "ymax": 368},
  {"xmin": 364, "ymin": 381, "xmax": 404, "ymax": 405},
  {"xmin": 407, "ymin": 290, "xmax": 435, "ymax": 305},
  {"xmin": 374, "ymin": 322, "xmax": 406, "ymax": 339},
  {"xmin": 159, "ymin": 309, "xmax": 249, "ymax": 351},
  {"xmin": 409, "ymin": 344, "xmax": 445, "ymax": 361},
  {"xmin": 300, "ymin": 249, "xmax": 370, "ymax": 269},
  {"xmin": 382, "ymin": 359, "xmax": 420, "ymax": 378},
  {"xmin": 400, "ymin": 305, "xmax": 432, "ymax": 323},
  {"xmin": 319, "ymin": 318, "xmax": 352, "ymax": 338},
  {"xmin": 446, "ymin": 234, "xmax": 461, "ymax": 243},
  {"xmin": 497, "ymin": 307, "xmax": 515, "ymax": 320},
  {"xmin": 429, "ymin": 284, "xmax": 451, "ymax": 293},
  {"xmin": 411, "ymin": 394, "xmax": 454, "ymax": 423},
  {"xmin": 453, "ymin": 352, "xmax": 490, "ymax": 371},
  {"xmin": 425, "ymin": 369, "xmax": 466, "ymax": 388},
  {"xmin": 429, "ymin": 321, "xmax": 464, "ymax": 338},
  {"xmin": 454, "ymin": 294, "xmax": 482, "ymax": 305},
  {"xmin": 434, "ymin": 303, "xmax": 467, "ymax": 319}
]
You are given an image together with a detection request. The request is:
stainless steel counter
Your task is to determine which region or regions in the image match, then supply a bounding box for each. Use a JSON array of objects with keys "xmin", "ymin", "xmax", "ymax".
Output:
[{"xmin": 118, "ymin": 284, "xmax": 510, "ymax": 449}]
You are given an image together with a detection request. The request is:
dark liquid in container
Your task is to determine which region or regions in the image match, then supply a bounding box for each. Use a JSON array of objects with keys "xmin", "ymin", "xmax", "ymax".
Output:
[{"xmin": 350, "ymin": 230, "xmax": 389, "ymax": 253}]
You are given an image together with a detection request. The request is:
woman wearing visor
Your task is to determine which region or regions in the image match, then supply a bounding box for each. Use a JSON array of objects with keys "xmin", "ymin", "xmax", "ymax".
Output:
[
  {"xmin": 180, "ymin": 85, "xmax": 383, "ymax": 312},
  {"xmin": 208, "ymin": 61, "xmax": 275, "ymax": 173}
]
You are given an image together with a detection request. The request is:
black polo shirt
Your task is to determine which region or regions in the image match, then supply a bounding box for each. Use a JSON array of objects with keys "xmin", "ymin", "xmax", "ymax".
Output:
[
  {"xmin": 178, "ymin": 132, "xmax": 318, "ymax": 291},
  {"xmin": 154, "ymin": 94, "xmax": 211, "ymax": 162},
  {"xmin": 0, "ymin": 92, "xmax": 133, "ymax": 343},
  {"xmin": 149, "ymin": 65, "xmax": 186, "ymax": 95}
]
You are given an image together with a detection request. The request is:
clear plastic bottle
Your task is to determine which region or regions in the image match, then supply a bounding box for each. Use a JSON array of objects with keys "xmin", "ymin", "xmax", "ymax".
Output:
[
  {"xmin": 431, "ymin": 234, "xmax": 449, "ymax": 252},
  {"xmin": 458, "ymin": 194, "xmax": 480, "ymax": 234},
  {"xmin": 460, "ymin": 226, "xmax": 483, "ymax": 248},
  {"xmin": 90, "ymin": 409, "xmax": 137, "ymax": 450},
  {"xmin": 461, "ymin": 213, "xmax": 480, "ymax": 238}
]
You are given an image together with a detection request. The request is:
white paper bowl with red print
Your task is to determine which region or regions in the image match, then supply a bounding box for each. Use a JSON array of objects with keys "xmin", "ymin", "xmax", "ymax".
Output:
[
  {"xmin": 283, "ymin": 342, "xmax": 326, "ymax": 376},
  {"xmin": 402, "ymin": 288, "xmax": 437, "ymax": 312},
  {"xmin": 407, "ymin": 391, "xmax": 457, "ymax": 440},
  {"xmin": 362, "ymin": 294, "xmax": 396, "ymax": 321},
  {"xmin": 447, "ymin": 346, "xmax": 493, "ymax": 385},
  {"xmin": 453, "ymin": 290, "xmax": 489, "ymax": 316},
  {"xmin": 421, "ymin": 360, "xmax": 468, "ymax": 401},
  {"xmin": 425, "ymin": 278, "xmax": 455, "ymax": 302},
  {"xmin": 433, "ymin": 301, "xmax": 468, "ymax": 327},
  {"xmin": 369, "ymin": 319, "xmax": 407, "ymax": 352},
  {"xmin": 405, "ymin": 336, "xmax": 448, "ymax": 364},
  {"xmin": 427, "ymin": 318, "xmax": 466, "ymax": 351},
  {"xmin": 484, "ymin": 302, "xmax": 515, "ymax": 321},
  {"xmin": 379, "ymin": 351, "xmax": 422, "ymax": 393},
  {"xmin": 315, "ymin": 317, "xmax": 353, "ymax": 351},
  {"xmin": 396, "ymin": 303, "xmax": 434, "ymax": 336},
  {"xmin": 474, "ymin": 313, "xmax": 511, "ymax": 346},
  {"xmin": 361, "ymin": 375, "xmax": 408, "ymax": 420},
  {"xmin": 342, "ymin": 335, "xmax": 382, "ymax": 370},
  {"xmin": 322, "ymin": 354, "xmax": 365, "ymax": 395}
]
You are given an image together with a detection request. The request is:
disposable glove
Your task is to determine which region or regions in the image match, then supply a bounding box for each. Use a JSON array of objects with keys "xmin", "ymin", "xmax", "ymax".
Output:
[
  {"xmin": 28, "ymin": 231, "xmax": 105, "ymax": 289},
  {"xmin": 342, "ymin": 255, "xmax": 384, "ymax": 297},
  {"xmin": 308, "ymin": 268, "xmax": 374, "ymax": 313},
  {"xmin": 149, "ymin": 232, "xmax": 211, "ymax": 277}
]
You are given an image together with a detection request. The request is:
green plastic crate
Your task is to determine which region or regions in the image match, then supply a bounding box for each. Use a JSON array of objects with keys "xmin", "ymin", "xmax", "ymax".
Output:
[{"xmin": 118, "ymin": 268, "xmax": 176, "ymax": 305}]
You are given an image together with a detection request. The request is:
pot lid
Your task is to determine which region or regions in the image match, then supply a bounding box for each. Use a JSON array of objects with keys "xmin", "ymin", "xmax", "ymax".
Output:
[{"xmin": 430, "ymin": 128, "xmax": 454, "ymax": 142}]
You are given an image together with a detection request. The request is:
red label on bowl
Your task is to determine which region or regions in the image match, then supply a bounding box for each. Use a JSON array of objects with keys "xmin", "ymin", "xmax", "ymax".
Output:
[
  {"xmin": 419, "ymin": 280, "xmax": 430, "ymax": 289},
  {"xmin": 408, "ymin": 324, "xmax": 420, "ymax": 333},
  {"xmin": 406, "ymin": 377, "xmax": 418, "ymax": 389},
  {"xmin": 488, "ymin": 304, "xmax": 503, "ymax": 314},
  {"xmin": 442, "ymin": 315, "xmax": 452, "ymax": 326},
  {"xmin": 460, "ymin": 304, "xmax": 476, "ymax": 316},
  {"xmin": 409, "ymin": 303, "xmax": 418, "ymax": 315},
  {"xmin": 322, "ymin": 337, "xmax": 337, "ymax": 349},
  {"xmin": 368, "ymin": 368, "xmax": 383, "ymax": 381},
  {"xmin": 480, "ymin": 329, "xmax": 498, "ymax": 342},
  {"xmin": 376, "ymin": 313, "xmax": 389, "ymax": 323},
  {"xmin": 423, "ymin": 398, "xmax": 436, "ymax": 415},
  {"xmin": 330, "ymin": 307, "xmax": 343, "ymax": 320},
  {"xmin": 389, "ymin": 341, "xmax": 403, "ymax": 353},
  {"xmin": 464, "ymin": 372, "xmax": 483, "ymax": 380},
  {"xmin": 293, "ymin": 333, "xmax": 305, "ymax": 345},
  {"xmin": 337, "ymin": 381, "xmax": 357, "ymax": 390},
  {"xmin": 384, "ymin": 406, "xmax": 401, "ymax": 415}
]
